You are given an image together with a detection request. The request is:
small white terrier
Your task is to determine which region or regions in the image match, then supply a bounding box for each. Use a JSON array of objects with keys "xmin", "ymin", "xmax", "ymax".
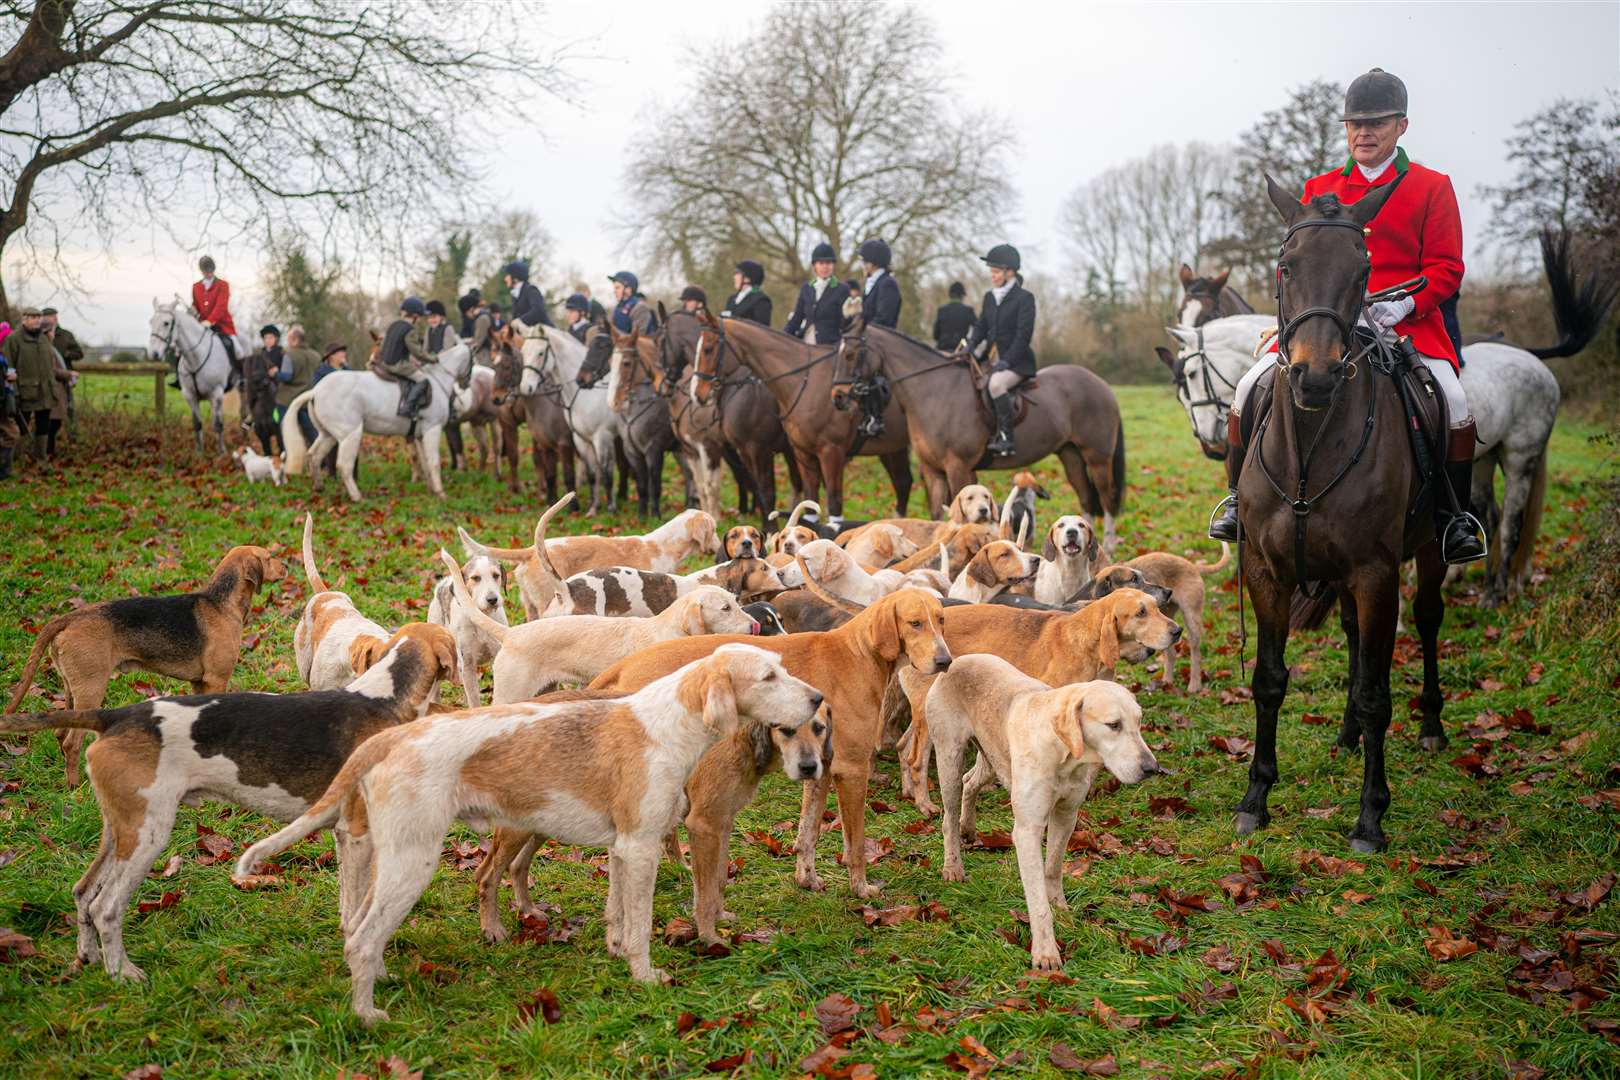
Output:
[{"xmin": 234, "ymin": 446, "xmax": 285, "ymax": 486}]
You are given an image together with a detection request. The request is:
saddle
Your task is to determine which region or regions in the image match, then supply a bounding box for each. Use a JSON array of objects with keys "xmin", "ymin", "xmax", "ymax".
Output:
[
  {"xmin": 368, "ymin": 360, "xmax": 433, "ymax": 414},
  {"xmin": 964, "ymin": 352, "xmax": 1039, "ymax": 428}
]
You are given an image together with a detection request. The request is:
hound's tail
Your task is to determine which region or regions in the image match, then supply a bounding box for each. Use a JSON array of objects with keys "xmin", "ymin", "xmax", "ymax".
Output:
[
  {"xmin": 234, "ymin": 727, "xmax": 405, "ymax": 878},
  {"xmin": 795, "ymin": 552, "xmax": 862, "ymax": 615},
  {"xmin": 5, "ymin": 613, "xmax": 77, "ymax": 714},
  {"xmin": 302, "ymin": 513, "xmax": 330, "ymax": 595},
  {"xmin": 457, "ymin": 488, "xmax": 576, "ymax": 563},
  {"xmin": 783, "ymin": 500, "xmax": 819, "ymax": 531},
  {"xmin": 0, "ymin": 708, "xmax": 109, "ymax": 734},
  {"xmin": 279, "ymin": 386, "xmax": 320, "ymax": 475},
  {"xmin": 1527, "ymin": 227, "xmax": 1620, "ymax": 360},
  {"xmin": 1196, "ymin": 541, "xmax": 1232, "ymax": 575},
  {"xmin": 529, "ymin": 492, "xmax": 574, "ymax": 599},
  {"xmin": 997, "ymin": 488, "xmax": 1017, "ymax": 542}
]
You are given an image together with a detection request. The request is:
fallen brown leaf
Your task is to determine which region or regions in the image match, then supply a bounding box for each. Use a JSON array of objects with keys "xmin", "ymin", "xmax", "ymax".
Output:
[{"xmin": 815, "ymin": 992, "xmax": 861, "ymax": 1035}]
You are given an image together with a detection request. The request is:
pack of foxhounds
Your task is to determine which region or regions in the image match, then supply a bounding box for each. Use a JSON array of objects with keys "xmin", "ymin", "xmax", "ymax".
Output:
[{"xmin": 3, "ymin": 471, "xmax": 1233, "ymax": 1024}]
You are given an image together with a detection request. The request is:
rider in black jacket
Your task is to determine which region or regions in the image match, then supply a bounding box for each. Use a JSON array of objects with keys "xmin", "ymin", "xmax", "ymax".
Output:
[
  {"xmin": 964, "ymin": 244, "xmax": 1037, "ymax": 456},
  {"xmin": 933, "ymin": 281, "xmax": 976, "ymax": 351},
  {"xmin": 504, "ymin": 260, "xmax": 553, "ymax": 329},
  {"xmin": 725, "ymin": 260, "xmax": 773, "ymax": 325},
  {"xmin": 784, "ymin": 242, "xmax": 847, "ymax": 345},
  {"xmin": 856, "ymin": 239, "xmax": 901, "ymax": 329}
]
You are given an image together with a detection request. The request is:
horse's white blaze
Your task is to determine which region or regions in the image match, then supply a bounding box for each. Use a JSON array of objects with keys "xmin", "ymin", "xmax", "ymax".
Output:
[{"xmin": 1177, "ymin": 298, "xmax": 1202, "ymax": 330}]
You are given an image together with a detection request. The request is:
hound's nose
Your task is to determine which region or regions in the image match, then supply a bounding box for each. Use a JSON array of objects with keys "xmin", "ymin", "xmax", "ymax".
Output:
[
  {"xmin": 808, "ymin": 692, "xmax": 824, "ymax": 709},
  {"xmin": 797, "ymin": 760, "xmax": 821, "ymax": 780},
  {"xmin": 1066, "ymin": 530, "xmax": 1079, "ymax": 542},
  {"xmin": 1169, "ymin": 624, "xmax": 1184, "ymax": 642},
  {"xmin": 1140, "ymin": 757, "xmax": 1165, "ymax": 776},
  {"xmin": 933, "ymin": 652, "xmax": 952, "ymax": 672}
]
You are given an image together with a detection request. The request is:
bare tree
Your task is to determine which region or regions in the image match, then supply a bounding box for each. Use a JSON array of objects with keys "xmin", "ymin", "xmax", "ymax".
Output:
[
  {"xmin": 1210, "ymin": 79, "xmax": 1343, "ymax": 278},
  {"xmin": 623, "ymin": 1, "xmax": 1014, "ymax": 324},
  {"xmin": 1478, "ymin": 97, "xmax": 1610, "ymax": 266},
  {"xmin": 0, "ymin": 0, "xmax": 570, "ymax": 315}
]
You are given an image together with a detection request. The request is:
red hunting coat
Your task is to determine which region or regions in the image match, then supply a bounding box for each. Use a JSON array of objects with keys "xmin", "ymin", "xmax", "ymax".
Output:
[
  {"xmin": 191, "ymin": 277, "xmax": 236, "ymax": 338},
  {"xmin": 1301, "ymin": 148, "xmax": 1464, "ymax": 368}
]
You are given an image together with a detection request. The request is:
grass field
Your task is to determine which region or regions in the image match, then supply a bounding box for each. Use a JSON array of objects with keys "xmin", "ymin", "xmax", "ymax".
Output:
[{"xmin": 0, "ymin": 380, "xmax": 1616, "ymax": 1079}]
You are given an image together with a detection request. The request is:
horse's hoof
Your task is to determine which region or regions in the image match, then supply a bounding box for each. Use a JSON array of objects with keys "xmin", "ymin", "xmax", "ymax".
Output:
[
  {"xmin": 1347, "ymin": 834, "xmax": 1386, "ymax": 854},
  {"xmin": 1234, "ymin": 811, "xmax": 1268, "ymax": 836},
  {"xmin": 1417, "ymin": 734, "xmax": 1448, "ymax": 752}
]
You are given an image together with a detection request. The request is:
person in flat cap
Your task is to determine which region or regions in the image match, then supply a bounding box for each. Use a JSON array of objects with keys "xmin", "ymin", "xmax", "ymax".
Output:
[
  {"xmin": 1209, "ymin": 67, "xmax": 1483, "ymax": 565},
  {"xmin": 679, "ymin": 285, "xmax": 709, "ymax": 316},
  {"xmin": 379, "ymin": 296, "xmax": 437, "ymax": 419},
  {"xmin": 856, "ymin": 239, "xmax": 901, "ymax": 329},
  {"xmin": 3, "ymin": 306, "xmax": 72, "ymax": 464},
  {"xmin": 504, "ymin": 260, "xmax": 554, "ymax": 334},
  {"xmin": 39, "ymin": 307, "xmax": 82, "ymax": 433},
  {"xmin": 964, "ymin": 245, "xmax": 1037, "ymax": 456},
  {"xmin": 724, "ymin": 260, "xmax": 771, "ymax": 326},
  {"xmin": 785, "ymin": 242, "xmax": 846, "ymax": 345},
  {"xmin": 563, "ymin": 293, "xmax": 593, "ymax": 344},
  {"xmin": 932, "ymin": 281, "xmax": 976, "ymax": 353},
  {"xmin": 274, "ymin": 324, "xmax": 321, "ymax": 443},
  {"xmin": 243, "ymin": 323, "xmax": 284, "ymax": 453},
  {"xmin": 609, "ymin": 270, "xmax": 656, "ymax": 335}
]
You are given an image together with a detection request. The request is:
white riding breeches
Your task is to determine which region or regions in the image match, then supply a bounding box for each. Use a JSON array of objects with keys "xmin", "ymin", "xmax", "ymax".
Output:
[
  {"xmin": 988, "ymin": 370, "xmax": 1022, "ymax": 398},
  {"xmin": 1233, "ymin": 352, "xmax": 1468, "ymax": 427}
]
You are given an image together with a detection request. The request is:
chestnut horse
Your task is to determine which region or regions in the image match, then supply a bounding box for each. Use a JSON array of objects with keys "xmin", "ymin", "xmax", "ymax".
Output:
[
  {"xmin": 1236, "ymin": 176, "xmax": 1449, "ymax": 854},
  {"xmin": 649, "ymin": 309, "xmax": 802, "ymax": 524},
  {"xmin": 698, "ymin": 315, "xmax": 914, "ymax": 520},
  {"xmin": 837, "ymin": 321, "xmax": 1126, "ymax": 548},
  {"xmin": 1176, "ymin": 263, "xmax": 1255, "ymax": 328}
]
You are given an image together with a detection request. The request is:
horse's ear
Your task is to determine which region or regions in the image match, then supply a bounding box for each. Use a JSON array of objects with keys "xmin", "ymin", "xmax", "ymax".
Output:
[
  {"xmin": 1346, "ymin": 177, "xmax": 1402, "ymax": 228},
  {"xmin": 1178, "ymin": 264, "xmax": 1194, "ymax": 287},
  {"xmin": 1210, "ymin": 269, "xmax": 1230, "ymax": 291},
  {"xmin": 152, "ymin": 297, "xmax": 160, "ymax": 310},
  {"xmin": 1264, "ymin": 174, "xmax": 1302, "ymax": 225},
  {"xmin": 370, "ymin": 329, "xmax": 381, "ymax": 342},
  {"xmin": 657, "ymin": 301, "xmax": 668, "ymax": 323},
  {"xmin": 1166, "ymin": 326, "xmax": 1195, "ymax": 348},
  {"xmin": 1155, "ymin": 346, "xmax": 1178, "ymax": 372}
]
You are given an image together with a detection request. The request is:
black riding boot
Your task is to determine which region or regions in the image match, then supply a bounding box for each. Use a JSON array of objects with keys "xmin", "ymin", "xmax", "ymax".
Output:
[
  {"xmin": 167, "ymin": 354, "xmax": 182, "ymax": 390},
  {"xmin": 397, "ymin": 379, "xmax": 429, "ymax": 418},
  {"xmin": 1208, "ymin": 410, "xmax": 1244, "ymax": 542},
  {"xmin": 986, "ymin": 394, "xmax": 1016, "ymax": 456},
  {"xmin": 1438, "ymin": 420, "xmax": 1487, "ymax": 564},
  {"xmin": 0, "ymin": 446, "xmax": 12, "ymax": 480}
]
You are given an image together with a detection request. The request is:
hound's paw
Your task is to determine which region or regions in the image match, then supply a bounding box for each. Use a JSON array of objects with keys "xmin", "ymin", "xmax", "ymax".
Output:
[
  {"xmin": 112, "ymin": 960, "xmax": 148, "ymax": 984},
  {"xmin": 1030, "ymin": 944, "xmax": 1064, "ymax": 971},
  {"xmin": 851, "ymin": 878, "xmax": 885, "ymax": 899},
  {"xmin": 633, "ymin": 967, "xmax": 672, "ymax": 985},
  {"xmin": 796, "ymin": 869, "xmax": 825, "ymax": 892},
  {"xmin": 940, "ymin": 864, "xmax": 966, "ymax": 883},
  {"xmin": 355, "ymin": 1005, "xmax": 390, "ymax": 1027},
  {"xmin": 482, "ymin": 923, "xmax": 510, "ymax": 945},
  {"xmin": 912, "ymin": 798, "xmax": 940, "ymax": 818},
  {"xmin": 717, "ymin": 908, "xmax": 737, "ymax": 923}
]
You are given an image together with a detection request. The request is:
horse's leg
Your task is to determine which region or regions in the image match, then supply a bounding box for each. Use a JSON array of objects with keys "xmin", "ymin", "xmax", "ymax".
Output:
[
  {"xmin": 879, "ymin": 451, "xmax": 913, "ymax": 518},
  {"xmin": 1483, "ymin": 449, "xmax": 1536, "ymax": 609},
  {"xmin": 211, "ymin": 389, "xmax": 227, "ymax": 455},
  {"xmin": 818, "ymin": 447, "xmax": 848, "ymax": 520},
  {"xmin": 420, "ymin": 426, "xmax": 446, "ymax": 500},
  {"xmin": 793, "ymin": 447, "xmax": 823, "ymax": 513},
  {"xmin": 1235, "ymin": 567, "xmax": 1291, "ymax": 836},
  {"xmin": 1335, "ymin": 589, "xmax": 1363, "ymax": 752},
  {"xmin": 783, "ymin": 447, "xmax": 806, "ymax": 508},
  {"xmin": 614, "ymin": 437, "xmax": 631, "ymax": 507},
  {"xmin": 337, "ymin": 429, "xmax": 365, "ymax": 503},
  {"xmin": 186, "ymin": 389, "xmax": 204, "ymax": 454},
  {"xmin": 1412, "ymin": 541, "xmax": 1447, "ymax": 752},
  {"xmin": 1346, "ymin": 564, "xmax": 1400, "ymax": 853},
  {"xmin": 942, "ymin": 456, "xmax": 978, "ymax": 514},
  {"xmin": 743, "ymin": 446, "xmax": 777, "ymax": 527}
]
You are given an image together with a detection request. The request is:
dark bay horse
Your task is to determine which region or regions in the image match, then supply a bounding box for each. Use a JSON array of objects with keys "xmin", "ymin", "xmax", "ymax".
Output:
[
  {"xmin": 1236, "ymin": 176, "xmax": 1448, "ymax": 853},
  {"xmin": 592, "ymin": 322, "xmax": 694, "ymax": 518},
  {"xmin": 656, "ymin": 309, "xmax": 803, "ymax": 524},
  {"xmin": 704, "ymin": 316, "xmax": 914, "ymax": 520},
  {"xmin": 840, "ymin": 322, "xmax": 1126, "ymax": 548},
  {"xmin": 491, "ymin": 327, "xmax": 577, "ymax": 503},
  {"xmin": 1177, "ymin": 264, "xmax": 1255, "ymax": 328}
]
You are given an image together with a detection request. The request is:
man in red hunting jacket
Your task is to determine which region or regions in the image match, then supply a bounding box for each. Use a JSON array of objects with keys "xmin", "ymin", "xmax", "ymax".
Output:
[
  {"xmin": 182, "ymin": 254, "xmax": 241, "ymax": 391},
  {"xmin": 1210, "ymin": 68, "xmax": 1485, "ymax": 565}
]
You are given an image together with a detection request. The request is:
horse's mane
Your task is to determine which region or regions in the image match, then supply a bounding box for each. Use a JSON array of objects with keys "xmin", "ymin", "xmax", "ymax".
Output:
[
  {"xmin": 720, "ymin": 315, "xmax": 816, "ymax": 347},
  {"xmin": 869, "ymin": 323, "xmax": 949, "ymax": 355}
]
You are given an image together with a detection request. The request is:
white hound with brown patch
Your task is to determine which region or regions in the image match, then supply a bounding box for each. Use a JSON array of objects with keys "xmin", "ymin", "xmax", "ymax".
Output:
[
  {"xmin": 1033, "ymin": 515, "xmax": 1099, "ymax": 606},
  {"xmin": 294, "ymin": 514, "xmax": 394, "ymax": 691},
  {"xmin": 236, "ymin": 643, "xmax": 823, "ymax": 1024}
]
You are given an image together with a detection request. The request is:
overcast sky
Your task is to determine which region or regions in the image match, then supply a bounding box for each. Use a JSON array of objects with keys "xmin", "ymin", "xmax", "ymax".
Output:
[{"xmin": 17, "ymin": 0, "xmax": 1619, "ymax": 345}]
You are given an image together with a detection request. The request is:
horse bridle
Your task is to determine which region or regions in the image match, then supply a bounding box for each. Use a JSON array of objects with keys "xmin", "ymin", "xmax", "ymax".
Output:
[
  {"xmin": 520, "ymin": 333, "xmax": 562, "ymax": 401},
  {"xmin": 158, "ymin": 308, "xmax": 210, "ymax": 381},
  {"xmin": 1172, "ymin": 325, "xmax": 1239, "ymax": 446}
]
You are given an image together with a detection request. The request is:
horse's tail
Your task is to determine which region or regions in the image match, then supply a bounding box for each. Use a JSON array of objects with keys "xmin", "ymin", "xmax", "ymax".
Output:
[
  {"xmin": 1509, "ymin": 455, "xmax": 1549, "ymax": 584},
  {"xmin": 1288, "ymin": 586, "xmax": 1336, "ymax": 632},
  {"xmin": 280, "ymin": 386, "xmax": 319, "ymax": 474},
  {"xmin": 301, "ymin": 513, "xmax": 330, "ymax": 596},
  {"xmin": 1527, "ymin": 227, "xmax": 1620, "ymax": 360}
]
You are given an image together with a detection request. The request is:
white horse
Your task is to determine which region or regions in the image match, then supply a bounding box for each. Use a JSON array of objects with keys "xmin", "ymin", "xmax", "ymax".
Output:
[
  {"xmin": 517, "ymin": 324, "xmax": 619, "ymax": 515},
  {"xmin": 279, "ymin": 337, "xmax": 471, "ymax": 502},
  {"xmin": 148, "ymin": 298, "xmax": 249, "ymax": 454},
  {"xmin": 1157, "ymin": 314, "xmax": 1560, "ymax": 607}
]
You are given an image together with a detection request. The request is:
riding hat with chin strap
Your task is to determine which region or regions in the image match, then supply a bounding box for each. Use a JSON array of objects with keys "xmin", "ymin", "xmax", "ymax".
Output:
[
  {"xmin": 981, "ymin": 244, "xmax": 1021, "ymax": 271},
  {"xmin": 1342, "ymin": 68, "xmax": 1407, "ymax": 121},
  {"xmin": 811, "ymin": 242, "xmax": 836, "ymax": 263},
  {"xmin": 857, "ymin": 239, "xmax": 891, "ymax": 269}
]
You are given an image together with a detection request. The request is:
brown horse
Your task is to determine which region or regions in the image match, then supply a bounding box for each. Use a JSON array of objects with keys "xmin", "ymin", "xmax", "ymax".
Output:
[
  {"xmin": 491, "ymin": 326, "xmax": 577, "ymax": 503},
  {"xmin": 1235, "ymin": 176, "xmax": 1448, "ymax": 854},
  {"xmin": 648, "ymin": 309, "xmax": 803, "ymax": 524},
  {"xmin": 839, "ymin": 321, "xmax": 1126, "ymax": 547},
  {"xmin": 593, "ymin": 322, "xmax": 693, "ymax": 518},
  {"xmin": 1177, "ymin": 264, "xmax": 1255, "ymax": 328},
  {"xmin": 698, "ymin": 315, "xmax": 913, "ymax": 520}
]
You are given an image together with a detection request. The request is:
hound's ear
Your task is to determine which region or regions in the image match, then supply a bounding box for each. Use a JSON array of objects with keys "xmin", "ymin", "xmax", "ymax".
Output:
[
  {"xmin": 349, "ymin": 634, "xmax": 389, "ymax": 675},
  {"xmin": 1085, "ymin": 529, "xmax": 1100, "ymax": 566},
  {"xmin": 1035, "ymin": 484, "xmax": 1051, "ymax": 500},
  {"xmin": 820, "ymin": 548, "xmax": 848, "ymax": 581},
  {"xmin": 1097, "ymin": 604, "xmax": 1122, "ymax": 671},
  {"xmin": 750, "ymin": 722, "xmax": 775, "ymax": 772},
  {"xmin": 1265, "ymin": 173, "xmax": 1303, "ymax": 225},
  {"xmin": 1178, "ymin": 263, "xmax": 1195, "ymax": 288},
  {"xmin": 697, "ymin": 661, "xmax": 738, "ymax": 734},
  {"xmin": 966, "ymin": 549, "xmax": 998, "ymax": 586},
  {"xmin": 433, "ymin": 632, "xmax": 460, "ymax": 684},
  {"xmin": 946, "ymin": 492, "xmax": 965, "ymax": 524},
  {"xmin": 1051, "ymin": 689, "xmax": 1088, "ymax": 759},
  {"xmin": 685, "ymin": 596, "xmax": 707, "ymax": 637},
  {"xmin": 261, "ymin": 553, "xmax": 288, "ymax": 582},
  {"xmin": 870, "ymin": 601, "xmax": 902, "ymax": 662},
  {"xmin": 1042, "ymin": 528, "xmax": 1059, "ymax": 563}
]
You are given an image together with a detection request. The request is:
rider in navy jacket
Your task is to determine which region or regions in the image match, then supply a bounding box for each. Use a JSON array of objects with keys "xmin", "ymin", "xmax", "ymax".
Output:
[
  {"xmin": 856, "ymin": 239, "xmax": 901, "ymax": 329},
  {"xmin": 504, "ymin": 260, "xmax": 553, "ymax": 328},
  {"xmin": 785, "ymin": 242, "xmax": 847, "ymax": 345}
]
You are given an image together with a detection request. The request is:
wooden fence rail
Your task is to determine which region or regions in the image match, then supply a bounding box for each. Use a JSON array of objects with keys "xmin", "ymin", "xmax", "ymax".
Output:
[{"xmin": 73, "ymin": 362, "xmax": 170, "ymax": 415}]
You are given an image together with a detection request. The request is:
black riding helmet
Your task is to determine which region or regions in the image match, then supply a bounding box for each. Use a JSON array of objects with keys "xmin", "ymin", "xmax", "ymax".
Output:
[
  {"xmin": 1343, "ymin": 68, "xmax": 1407, "ymax": 120},
  {"xmin": 735, "ymin": 260, "xmax": 765, "ymax": 286},
  {"xmin": 857, "ymin": 239, "xmax": 891, "ymax": 270},
  {"xmin": 982, "ymin": 244, "xmax": 1021, "ymax": 271},
  {"xmin": 811, "ymin": 241, "xmax": 836, "ymax": 264}
]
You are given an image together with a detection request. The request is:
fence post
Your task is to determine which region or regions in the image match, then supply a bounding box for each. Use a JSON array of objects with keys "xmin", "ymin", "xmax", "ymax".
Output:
[{"xmin": 154, "ymin": 371, "xmax": 165, "ymax": 416}]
